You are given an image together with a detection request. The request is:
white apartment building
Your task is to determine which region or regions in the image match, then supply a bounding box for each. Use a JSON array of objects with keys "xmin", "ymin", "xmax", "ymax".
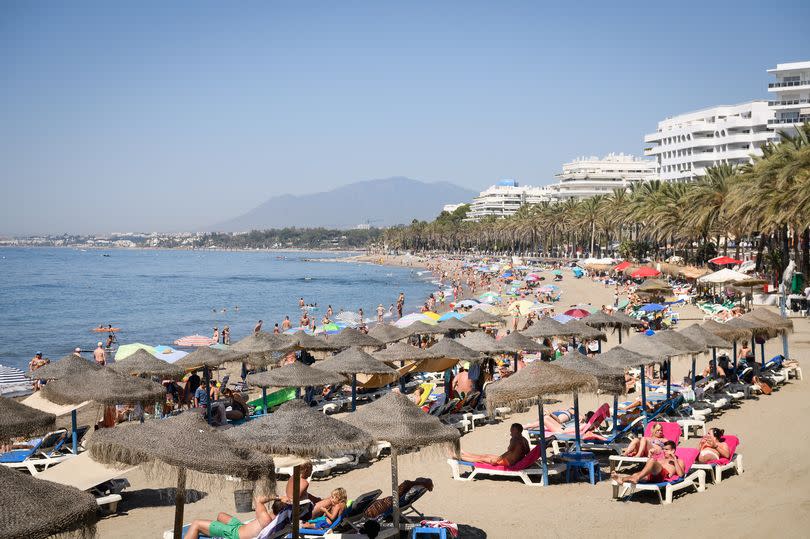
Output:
[
  {"xmin": 464, "ymin": 179, "xmax": 552, "ymax": 221},
  {"xmin": 767, "ymin": 60, "xmax": 810, "ymax": 131},
  {"xmin": 644, "ymin": 101, "xmax": 774, "ymax": 182},
  {"xmin": 547, "ymin": 153, "xmax": 657, "ymax": 200}
]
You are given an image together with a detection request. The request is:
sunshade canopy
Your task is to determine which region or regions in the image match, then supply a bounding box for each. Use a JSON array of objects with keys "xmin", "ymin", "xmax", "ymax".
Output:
[
  {"xmin": 368, "ymin": 323, "xmax": 408, "ymax": 344},
  {"xmin": 496, "ymin": 331, "xmax": 551, "ymax": 353},
  {"xmin": 291, "ymin": 331, "xmax": 342, "ymax": 352},
  {"xmin": 402, "ymin": 320, "xmax": 450, "ymax": 337},
  {"xmin": 317, "ymin": 347, "xmax": 398, "ymax": 375},
  {"xmin": 111, "ymin": 349, "xmax": 184, "ymax": 377},
  {"xmin": 30, "ymin": 355, "xmax": 101, "ymax": 380},
  {"xmin": 325, "ymin": 328, "xmax": 383, "ymax": 349},
  {"xmin": 521, "ymin": 317, "xmax": 579, "ymax": 338},
  {"xmin": 455, "ymin": 332, "xmax": 512, "ymax": 354},
  {"xmin": 437, "ymin": 317, "xmax": 476, "ymax": 332},
  {"xmin": 462, "ymin": 309, "xmax": 506, "ymax": 326},
  {"xmin": 610, "ymin": 311, "xmax": 646, "ymax": 327},
  {"xmin": 599, "ymin": 346, "xmax": 657, "ymax": 368},
  {"xmin": 485, "ymin": 360, "xmax": 598, "ymax": 410},
  {"xmin": 343, "ymin": 392, "xmax": 460, "ymax": 449},
  {"xmin": 426, "ymin": 338, "xmax": 483, "ymax": 363},
  {"xmin": 0, "ymin": 396, "xmax": 56, "ymax": 444},
  {"xmin": 225, "ymin": 400, "xmax": 374, "ymax": 458},
  {"xmin": 679, "ymin": 324, "xmax": 733, "ymax": 349},
  {"xmin": 373, "ymin": 342, "xmax": 445, "ymax": 363},
  {"xmin": 701, "ymin": 319, "xmax": 752, "ymax": 342},
  {"xmin": 583, "ymin": 311, "xmax": 621, "ymax": 328},
  {"xmin": 564, "ymin": 319, "xmax": 607, "ymax": 341},
  {"xmin": 0, "ymin": 464, "xmax": 98, "ymax": 539},
  {"xmin": 555, "ymin": 351, "xmax": 626, "ymax": 395},
  {"xmin": 651, "ymin": 330, "xmax": 707, "ymax": 355},
  {"xmin": 173, "ymin": 347, "xmax": 248, "ymax": 370},
  {"xmin": 619, "ymin": 333, "xmax": 681, "ymax": 362},
  {"xmin": 247, "ymin": 361, "xmax": 347, "ymax": 388},
  {"xmin": 42, "ymin": 368, "xmax": 166, "ymax": 406}
]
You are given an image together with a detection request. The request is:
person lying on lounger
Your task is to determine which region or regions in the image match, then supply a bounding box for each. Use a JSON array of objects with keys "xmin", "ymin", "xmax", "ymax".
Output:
[
  {"xmin": 459, "ymin": 423, "xmax": 529, "ymax": 466},
  {"xmin": 697, "ymin": 428, "xmax": 730, "ymax": 463},
  {"xmin": 185, "ymin": 496, "xmax": 286, "ymax": 539},
  {"xmin": 523, "ymin": 410, "xmax": 595, "ymax": 431},
  {"xmin": 302, "ymin": 487, "xmax": 347, "ymax": 529},
  {"xmin": 363, "ymin": 478, "xmax": 434, "ymax": 518},
  {"xmin": 612, "ymin": 441, "xmax": 684, "ymax": 485},
  {"xmin": 622, "ymin": 422, "xmax": 667, "ymax": 457},
  {"xmin": 618, "ymin": 398, "xmax": 657, "ymax": 413}
]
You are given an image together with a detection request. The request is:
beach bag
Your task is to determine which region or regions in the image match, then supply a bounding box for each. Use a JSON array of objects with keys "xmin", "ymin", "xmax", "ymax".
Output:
[{"xmin": 754, "ymin": 377, "xmax": 772, "ymax": 395}]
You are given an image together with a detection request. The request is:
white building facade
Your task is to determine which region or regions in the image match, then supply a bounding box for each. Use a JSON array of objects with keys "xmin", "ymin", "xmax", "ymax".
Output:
[
  {"xmin": 767, "ymin": 60, "xmax": 810, "ymax": 131},
  {"xmin": 644, "ymin": 101, "xmax": 775, "ymax": 182},
  {"xmin": 547, "ymin": 153, "xmax": 657, "ymax": 200},
  {"xmin": 465, "ymin": 179, "xmax": 552, "ymax": 221}
]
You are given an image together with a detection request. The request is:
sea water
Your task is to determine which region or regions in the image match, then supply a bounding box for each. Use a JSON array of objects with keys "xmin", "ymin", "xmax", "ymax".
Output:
[{"xmin": 0, "ymin": 248, "xmax": 435, "ymax": 370}]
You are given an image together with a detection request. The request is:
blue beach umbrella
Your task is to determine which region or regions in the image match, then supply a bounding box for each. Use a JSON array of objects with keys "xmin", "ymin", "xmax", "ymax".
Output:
[
  {"xmin": 438, "ymin": 311, "xmax": 464, "ymax": 322},
  {"xmin": 639, "ymin": 303, "xmax": 666, "ymax": 313}
]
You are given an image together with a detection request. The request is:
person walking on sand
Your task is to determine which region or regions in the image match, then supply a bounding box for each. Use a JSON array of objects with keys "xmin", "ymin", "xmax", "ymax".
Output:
[
  {"xmin": 93, "ymin": 342, "xmax": 107, "ymax": 366},
  {"xmin": 376, "ymin": 303, "xmax": 385, "ymax": 323},
  {"xmin": 212, "ymin": 327, "xmax": 219, "ymax": 343}
]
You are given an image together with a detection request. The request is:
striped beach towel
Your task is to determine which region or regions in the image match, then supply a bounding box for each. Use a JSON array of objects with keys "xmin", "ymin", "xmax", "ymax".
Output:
[{"xmin": 0, "ymin": 364, "xmax": 32, "ymax": 397}]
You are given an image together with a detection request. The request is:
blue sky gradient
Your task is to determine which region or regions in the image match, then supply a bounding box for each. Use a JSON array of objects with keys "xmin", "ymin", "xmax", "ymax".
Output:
[{"xmin": 1, "ymin": 1, "xmax": 809, "ymax": 234}]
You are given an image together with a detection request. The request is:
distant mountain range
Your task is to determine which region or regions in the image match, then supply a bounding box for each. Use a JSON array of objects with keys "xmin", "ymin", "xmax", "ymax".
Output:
[{"xmin": 209, "ymin": 177, "xmax": 477, "ymax": 231}]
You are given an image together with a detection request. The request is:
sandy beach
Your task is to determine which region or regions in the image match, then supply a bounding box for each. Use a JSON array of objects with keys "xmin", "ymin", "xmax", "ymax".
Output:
[{"xmin": 82, "ymin": 265, "xmax": 810, "ymax": 539}]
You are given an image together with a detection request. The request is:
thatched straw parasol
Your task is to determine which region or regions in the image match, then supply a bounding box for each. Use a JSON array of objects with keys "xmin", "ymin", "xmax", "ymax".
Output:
[
  {"xmin": 291, "ymin": 331, "xmax": 341, "ymax": 352},
  {"xmin": 621, "ymin": 333, "xmax": 681, "ymax": 361},
  {"xmin": 30, "ymin": 355, "xmax": 101, "ymax": 380},
  {"xmin": 599, "ymin": 341, "xmax": 667, "ymax": 428},
  {"xmin": 610, "ymin": 311, "xmax": 646, "ymax": 328},
  {"xmin": 701, "ymin": 319, "xmax": 751, "ymax": 343},
  {"xmin": 325, "ymin": 328, "xmax": 383, "ymax": 349},
  {"xmin": 426, "ymin": 338, "xmax": 483, "ymax": 363},
  {"xmin": 226, "ymin": 399, "xmax": 373, "ymax": 538},
  {"xmin": 739, "ymin": 311, "xmax": 785, "ymax": 337},
  {"xmin": 652, "ymin": 330, "xmax": 706, "ymax": 355},
  {"xmin": 556, "ymin": 351, "xmax": 625, "ymax": 395},
  {"xmin": 111, "ymin": 349, "xmax": 184, "ymax": 378},
  {"xmin": 744, "ymin": 308, "xmax": 793, "ymax": 332},
  {"xmin": 521, "ymin": 317, "xmax": 579, "ymax": 339},
  {"xmin": 584, "ymin": 311, "xmax": 621, "ymax": 329},
  {"xmin": 437, "ymin": 317, "xmax": 476, "ymax": 333},
  {"xmin": 368, "ymin": 323, "xmax": 408, "ymax": 344},
  {"xmin": 173, "ymin": 347, "xmax": 247, "ymax": 370},
  {"xmin": 497, "ymin": 331, "xmax": 551, "ymax": 353},
  {"xmin": 344, "ymin": 392, "xmax": 460, "ymax": 530},
  {"xmin": 564, "ymin": 319, "xmax": 607, "ymax": 341},
  {"xmin": 636, "ymin": 279, "xmax": 673, "ymax": 294},
  {"xmin": 317, "ymin": 347, "xmax": 398, "ymax": 411},
  {"xmin": 402, "ymin": 320, "xmax": 449, "ymax": 337},
  {"xmin": 679, "ymin": 325, "xmax": 733, "ymax": 389},
  {"xmin": 231, "ymin": 333, "xmax": 296, "ymax": 366},
  {"xmin": 248, "ymin": 361, "xmax": 346, "ymax": 390},
  {"xmin": 42, "ymin": 368, "xmax": 165, "ymax": 406},
  {"xmin": 0, "ymin": 464, "xmax": 98, "ymax": 539},
  {"xmin": 455, "ymin": 331, "xmax": 512, "ymax": 354},
  {"xmin": 462, "ymin": 309, "xmax": 505, "ymax": 326},
  {"xmin": 485, "ymin": 359, "xmax": 598, "ymax": 482},
  {"xmin": 88, "ymin": 411, "xmax": 275, "ymax": 539},
  {"xmin": 0, "ymin": 395, "xmax": 56, "ymax": 444},
  {"xmin": 598, "ymin": 346, "xmax": 656, "ymax": 369},
  {"xmin": 374, "ymin": 342, "xmax": 444, "ymax": 363}
]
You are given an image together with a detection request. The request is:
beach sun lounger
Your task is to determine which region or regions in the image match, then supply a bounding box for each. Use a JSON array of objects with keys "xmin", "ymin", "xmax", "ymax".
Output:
[
  {"xmin": 611, "ymin": 447, "xmax": 706, "ymax": 504},
  {"xmin": 692, "ymin": 435, "xmax": 743, "ymax": 484},
  {"xmin": 0, "ymin": 429, "xmax": 75, "ymax": 475},
  {"xmin": 36, "ymin": 450, "xmax": 132, "ymax": 511},
  {"xmin": 609, "ymin": 422, "xmax": 682, "ymax": 472},
  {"xmin": 332, "ymin": 489, "xmax": 382, "ymax": 533},
  {"xmin": 446, "ymin": 445, "xmax": 564, "ymax": 486}
]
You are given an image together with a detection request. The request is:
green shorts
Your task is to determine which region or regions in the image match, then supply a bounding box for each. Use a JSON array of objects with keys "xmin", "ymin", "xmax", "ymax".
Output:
[{"xmin": 209, "ymin": 517, "xmax": 243, "ymax": 539}]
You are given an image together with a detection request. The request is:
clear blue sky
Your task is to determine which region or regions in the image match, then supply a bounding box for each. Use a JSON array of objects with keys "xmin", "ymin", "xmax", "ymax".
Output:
[{"xmin": 1, "ymin": 1, "xmax": 808, "ymax": 234}]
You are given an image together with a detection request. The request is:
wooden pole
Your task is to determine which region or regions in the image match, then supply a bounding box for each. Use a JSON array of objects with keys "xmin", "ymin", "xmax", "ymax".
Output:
[
  {"xmin": 173, "ymin": 467, "xmax": 186, "ymax": 539},
  {"xmin": 391, "ymin": 446, "xmax": 400, "ymax": 531},
  {"xmin": 640, "ymin": 364, "xmax": 648, "ymax": 428},
  {"xmin": 291, "ymin": 465, "xmax": 300, "ymax": 539}
]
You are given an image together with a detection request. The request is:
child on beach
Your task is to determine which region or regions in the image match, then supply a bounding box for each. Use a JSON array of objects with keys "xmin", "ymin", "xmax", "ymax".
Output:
[{"xmin": 303, "ymin": 487, "xmax": 347, "ymax": 529}]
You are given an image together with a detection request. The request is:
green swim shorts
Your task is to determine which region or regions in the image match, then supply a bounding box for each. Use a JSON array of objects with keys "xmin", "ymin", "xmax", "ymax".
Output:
[{"xmin": 208, "ymin": 516, "xmax": 243, "ymax": 539}]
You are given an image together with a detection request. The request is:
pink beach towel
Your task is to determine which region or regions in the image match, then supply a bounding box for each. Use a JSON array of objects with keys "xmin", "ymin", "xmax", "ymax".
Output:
[
  {"xmin": 644, "ymin": 422, "xmax": 682, "ymax": 444},
  {"xmin": 475, "ymin": 445, "xmax": 541, "ymax": 472},
  {"xmin": 707, "ymin": 435, "xmax": 739, "ymax": 466}
]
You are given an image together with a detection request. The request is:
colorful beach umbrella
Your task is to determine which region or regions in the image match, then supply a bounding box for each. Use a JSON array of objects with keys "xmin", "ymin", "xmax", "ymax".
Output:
[
  {"xmin": 438, "ymin": 311, "xmax": 465, "ymax": 321},
  {"xmin": 614, "ymin": 261, "xmax": 631, "ymax": 272},
  {"xmin": 509, "ymin": 300, "xmax": 536, "ymax": 316},
  {"xmin": 638, "ymin": 303, "xmax": 666, "ymax": 312},
  {"xmin": 563, "ymin": 308, "xmax": 591, "ymax": 319},
  {"xmin": 552, "ymin": 314, "xmax": 574, "ymax": 323},
  {"xmin": 173, "ymin": 334, "xmax": 216, "ymax": 347},
  {"xmin": 422, "ymin": 311, "xmax": 441, "ymax": 321},
  {"xmin": 115, "ymin": 343, "xmax": 157, "ymax": 360},
  {"xmin": 455, "ymin": 299, "xmax": 480, "ymax": 308},
  {"xmin": 551, "ymin": 269, "xmax": 563, "ymax": 276},
  {"xmin": 630, "ymin": 267, "xmax": 661, "ymax": 278},
  {"xmin": 709, "ymin": 256, "xmax": 742, "ymax": 266}
]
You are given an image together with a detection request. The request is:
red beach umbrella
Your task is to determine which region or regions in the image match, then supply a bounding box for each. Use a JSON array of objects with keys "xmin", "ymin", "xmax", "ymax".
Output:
[
  {"xmin": 563, "ymin": 308, "xmax": 591, "ymax": 319},
  {"xmin": 709, "ymin": 256, "xmax": 742, "ymax": 266},
  {"xmin": 614, "ymin": 261, "xmax": 631, "ymax": 272},
  {"xmin": 630, "ymin": 267, "xmax": 661, "ymax": 278}
]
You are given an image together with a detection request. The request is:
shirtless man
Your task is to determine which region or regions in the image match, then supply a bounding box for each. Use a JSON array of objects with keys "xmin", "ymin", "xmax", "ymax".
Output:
[
  {"xmin": 186, "ymin": 496, "xmax": 286, "ymax": 539},
  {"xmin": 377, "ymin": 303, "xmax": 385, "ymax": 323},
  {"xmin": 29, "ymin": 352, "xmax": 48, "ymax": 390},
  {"xmin": 253, "ymin": 320, "xmax": 263, "ymax": 334},
  {"xmin": 281, "ymin": 316, "xmax": 292, "ymax": 331},
  {"xmin": 299, "ymin": 297, "xmax": 305, "ymax": 309},
  {"xmin": 460, "ymin": 423, "xmax": 530, "ymax": 466},
  {"xmin": 93, "ymin": 342, "xmax": 107, "ymax": 366},
  {"xmin": 612, "ymin": 440, "xmax": 684, "ymax": 485}
]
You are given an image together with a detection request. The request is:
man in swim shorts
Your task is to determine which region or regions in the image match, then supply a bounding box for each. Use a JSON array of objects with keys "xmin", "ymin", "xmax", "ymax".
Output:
[
  {"xmin": 612, "ymin": 441, "xmax": 684, "ymax": 485},
  {"xmin": 459, "ymin": 423, "xmax": 530, "ymax": 466},
  {"xmin": 186, "ymin": 496, "xmax": 286, "ymax": 539}
]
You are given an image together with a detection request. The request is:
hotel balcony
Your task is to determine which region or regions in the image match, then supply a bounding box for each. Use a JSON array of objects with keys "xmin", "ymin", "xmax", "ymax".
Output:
[
  {"xmin": 768, "ymin": 115, "xmax": 810, "ymax": 125},
  {"xmin": 768, "ymin": 80, "xmax": 810, "ymax": 91},
  {"xmin": 768, "ymin": 98, "xmax": 810, "ymax": 108}
]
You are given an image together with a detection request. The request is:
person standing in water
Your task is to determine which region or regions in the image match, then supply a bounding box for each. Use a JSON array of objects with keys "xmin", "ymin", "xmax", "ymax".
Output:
[
  {"xmin": 281, "ymin": 316, "xmax": 291, "ymax": 331},
  {"xmin": 93, "ymin": 342, "xmax": 107, "ymax": 366},
  {"xmin": 254, "ymin": 320, "xmax": 263, "ymax": 334},
  {"xmin": 212, "ymin": 327, "xmax": 219, "ymax": 343},
  {"xmin": 222, "ymin": 326, "xmax": 230, "ymax": 345},
  {"xmin": 397, "ymin": 293, "xmax": 405, "ymax": 318},
  {"xmin": 377, "ymin": 303, "xmax": 385, "ymax": 323}
]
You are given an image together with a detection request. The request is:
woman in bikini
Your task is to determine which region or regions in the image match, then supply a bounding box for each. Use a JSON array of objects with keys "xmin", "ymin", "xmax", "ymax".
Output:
[
  {"xmin": 622, "ymin": 422, "xmax": 668, "ymax": 457},
  {"xmin": 698, "ymin": 428, "xmax": 730, "ymax": 463},
  {"xmin": 613, "ymin": 440, "xmax": 684, "ymax": 485}
]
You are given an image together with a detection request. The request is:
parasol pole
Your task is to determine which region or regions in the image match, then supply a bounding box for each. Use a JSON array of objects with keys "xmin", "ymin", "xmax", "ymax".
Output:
[
  {"xmin": 291, "ymin": 465, "xmax": 301, "ymax": 539},
  {"xmin": 71, "ymin": 409, "xmax": 78, "ymax": 454},
  {"xmin": 612, "ymin": 394, "xmax": 619, "ymax": 435},
  {"xmin": 262, "ymin": 388, "xmax": 268, "ymax": 415},
  {"xmin": 173, "ymin": 467, "xmax": 186, "ymax": 539},
  {"xmin": 711, "ymin": 348, "xmax": 717, "ymax": 378},
  {"xmin": 572, "ymin": 390, "xmax": 582, "ymax": 453},
  {"xmin": 351, "ymin": 374, "xmax": 357, "ymax": 412},
  {"xmin": 732, "ymin": 341, "xmax": 738, "ymax": 374},
  {"xmin": 204, "ymin": 367, "xmax": 211, "ymax": 423},
  {"xmin": 537, "ymin": 397, "xmax": 549, "ymax": 485},
  {"xmin": 391, "ymin": 446, "xmax": 400, "ymax": 531},
  {"xmin": 640, "ymin": 363, "xmax": 648, "ymax": 428},
  {"xmin": 666, "ymin": 359, "xmax": 671, "ymax": 400},
  {"xmin": 691, "ymin": 355, "xmax": 697, "ymax": 391},
  {"xmin": 780, "ymin": 288, "xmax": 790, "ymax": 360},
  {"xmin": 759, "ymin": 339, "xmax": 766, "ymax": 369}
]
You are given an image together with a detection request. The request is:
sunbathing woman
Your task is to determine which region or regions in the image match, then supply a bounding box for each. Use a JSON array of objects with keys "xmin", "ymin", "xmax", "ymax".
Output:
[
  {"xmin": 522, "ymin": 406, "xmax": 575, "ymax": 429},
  {"xmin": 612, "ymin": 441, "xmax": 684, "ymax": 485},
  {"xmin": 302, "ymin": 487, "xmax": 347, "ymax": 530},
  {"xmin": 622, "ymin": 422, "xmax": 667, "ymax": 457},
  {"xmin": 697, "ymin": 428, "xmax": 730, "ymax": 463}
]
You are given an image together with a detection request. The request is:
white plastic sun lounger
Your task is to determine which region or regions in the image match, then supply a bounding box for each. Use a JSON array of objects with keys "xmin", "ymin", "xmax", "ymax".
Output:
[{"xmin": 36, "ymin": 451, "xmax": 132, "ymax": 511}]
